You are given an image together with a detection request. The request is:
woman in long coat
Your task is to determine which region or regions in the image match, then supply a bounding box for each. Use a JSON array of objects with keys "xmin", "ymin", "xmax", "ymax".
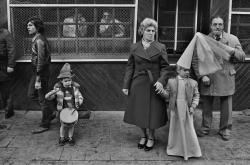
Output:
[{"xmin": 122, "ymin": 18, "xmax": 169, "ymax": 151}]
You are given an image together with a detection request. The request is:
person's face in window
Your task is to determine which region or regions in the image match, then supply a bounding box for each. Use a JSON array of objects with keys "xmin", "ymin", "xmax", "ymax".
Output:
[
  {"xmin": 211, "ymin": 17, "xmax": 224, "ymax": 37},
  {"xmin": 143, "ymin": 26, "xmax": 155, "ymax": 42},
  {"xmin": 103, "ymin": 12, "xmax": 111, "ymax": 22},
  {"xmin": 27, "ymin": 22, "xmax": 37, "ymax": 35}
]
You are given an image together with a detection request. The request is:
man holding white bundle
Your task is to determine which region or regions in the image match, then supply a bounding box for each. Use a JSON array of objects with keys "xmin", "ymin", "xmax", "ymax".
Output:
[{"xmin": 192, "ymin": 16, "xmax": 245, "ymax": 141}]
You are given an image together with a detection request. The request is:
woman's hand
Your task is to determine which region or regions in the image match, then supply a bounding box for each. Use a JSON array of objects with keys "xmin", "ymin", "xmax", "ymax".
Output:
[
  {"xmin": 154, "ymin": 81, "xmax": 164, "ymax": 94},
  {"xmin": 122, "ymin": 89, "xmax": 129, "ymax": 95}
]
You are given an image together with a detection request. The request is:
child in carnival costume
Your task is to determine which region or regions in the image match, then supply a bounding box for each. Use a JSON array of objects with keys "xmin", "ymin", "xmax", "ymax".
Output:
[{"xmin": 45, "ymin": 63, "xmax": 83, "ymax": 146}]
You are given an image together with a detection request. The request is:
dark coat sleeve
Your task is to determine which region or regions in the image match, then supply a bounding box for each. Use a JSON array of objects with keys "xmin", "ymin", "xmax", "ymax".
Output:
[
  {"xmin": 36, "ymin": 39, "xmax": 46, "ymax": 75},
  {"xmin": 123, "ymin": 52, "xmax": 135, "ymax": 89},
  {"xmin": 5, "ymin": 30, "xmax": 16, "ymax": 68},
  {"xmin": 157, "ymin": 44, "xmax": 169, "ymax": 86}
]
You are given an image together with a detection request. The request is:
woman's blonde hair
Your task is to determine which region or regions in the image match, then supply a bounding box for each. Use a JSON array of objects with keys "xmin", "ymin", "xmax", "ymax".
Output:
[{"xmin": 138, "ymin": 18, "xmax": 158, "ymax": 36}]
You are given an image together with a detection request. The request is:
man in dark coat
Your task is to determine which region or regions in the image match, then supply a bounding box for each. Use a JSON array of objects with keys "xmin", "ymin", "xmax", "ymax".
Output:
[
  {"xmin": 0, "ymin": 28, "xmax": 16, "ymax": 118},
  {"xmin": 192, "ymin": 16, "xmax": 245, "ymax": 141}
]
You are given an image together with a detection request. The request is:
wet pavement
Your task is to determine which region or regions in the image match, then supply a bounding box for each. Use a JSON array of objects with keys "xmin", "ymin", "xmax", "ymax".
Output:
[{"xmin": 0, "ymin": 109, "xmax": 250, "ymax": 165}]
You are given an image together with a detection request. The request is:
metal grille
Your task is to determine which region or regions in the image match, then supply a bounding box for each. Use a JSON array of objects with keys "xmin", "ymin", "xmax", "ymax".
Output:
[
  {"xmin": 9, "ymin": 4, "xmax": 135, "ymax": 59},
  {"xmin": 232, "ymin": 0, "xmax": 250, "ymax": 9},
  {"xmin": 231, "ymin": 15, "xmax": 250, "ymax": 55}
]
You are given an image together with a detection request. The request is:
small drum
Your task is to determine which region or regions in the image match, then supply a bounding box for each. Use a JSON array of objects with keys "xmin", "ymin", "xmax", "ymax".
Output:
[{"xmin": 60, "ymin": 108, "xmax": 78, "ymax": 125}]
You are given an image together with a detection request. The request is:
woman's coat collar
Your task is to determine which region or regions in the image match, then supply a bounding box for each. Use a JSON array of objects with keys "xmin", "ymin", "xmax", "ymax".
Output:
[{"xmin": 133, "ymin": 41, "xmax": 162, "ymax": 60}]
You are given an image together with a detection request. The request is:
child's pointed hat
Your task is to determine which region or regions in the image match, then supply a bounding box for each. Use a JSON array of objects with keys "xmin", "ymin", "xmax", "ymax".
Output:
[
  {"xmin": 57, "ymin": 63, "xmax": 74, "ymax": 79},
  {"xmin": 176, "ymin": 34, "xmax": 197, "ymax": 69}
]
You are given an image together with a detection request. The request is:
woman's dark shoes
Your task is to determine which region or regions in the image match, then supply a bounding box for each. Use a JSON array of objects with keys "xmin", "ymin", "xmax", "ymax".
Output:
[
  {"xmin": 144, "ymin": 138, "xmax": 155, "ymax": 151},
  {"xmin": 137, "ymin": 137, "xmax": 147, "ymax": 149}
]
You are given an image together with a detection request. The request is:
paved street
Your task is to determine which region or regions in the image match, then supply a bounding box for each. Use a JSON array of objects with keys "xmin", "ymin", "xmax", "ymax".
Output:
[{"xmin": 0, "ymin": 109, "xmax": 250, "ymax": 165}]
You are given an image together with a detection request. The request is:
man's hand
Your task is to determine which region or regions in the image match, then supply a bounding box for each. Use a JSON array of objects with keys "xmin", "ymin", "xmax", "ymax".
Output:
[
  {"xmin": 122, "ymin": 89, "xmax": 129, "ymax": 95},
  {"xmin": 202, "ymin": 76, "xmax": 210, "ymax": 86},
  {"xmin": 7, "ymin": 67, "xmax": 14, "ymax": 73}
]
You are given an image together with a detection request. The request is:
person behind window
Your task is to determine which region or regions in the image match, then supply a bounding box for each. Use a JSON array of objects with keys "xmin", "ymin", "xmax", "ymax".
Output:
[
  {"xmin": 99, "ymin": 11, "xmax": 125, "ymax": 38},
  {"xmin": 0, "ymin": 27, "xmax": 16, "ymax": 119},
  {"xmin": 122, "ymin": 18, "xmax": 169, "ymax": 152},
  {"xmin": 27, "ymin": 17, "xmax": 54, "ymax": 134},
  {"xmin": 63, "ymin": 13, "xmax": 87, "ymax": 37}
]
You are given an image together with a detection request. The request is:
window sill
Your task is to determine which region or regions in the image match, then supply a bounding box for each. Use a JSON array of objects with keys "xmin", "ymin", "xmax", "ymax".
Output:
[{"xmin": 16, "ymin": 53, "xmax": 130, "ymax": 62}]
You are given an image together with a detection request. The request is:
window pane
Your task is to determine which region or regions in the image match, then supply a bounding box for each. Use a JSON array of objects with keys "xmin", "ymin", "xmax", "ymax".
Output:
[
  {"xmin": 59, "ymin": 39, "xmax": 76, "ymax": 54},
  {"xmin": 10, "ymin": 0, "xmax": 134, "ymax": 4},
  {"xmin": 232, "ymin": 0, "xmax": 250, "ymax": 9},
  {"xmin": 11, "ymin": 7, "xmax": 39, "ymax": 55},
  {"xmin": 158, "ymin": 0, "xmax": 176, "ymax": 51},
  {"xmin": 10, "ymin": 0, "xmax": 57, "ymax": 4},
  {"xmin": 231, "ymin": 14, "xmax": 250, "ymax": 24},
  {"xmin": 159, "ymin": 27, "xmax": 175, "ymax": 40},
  {"xmin": 10, "ymin": 5, "xmax": 134, "ymax": 58},
  {"xmin": 158, "ymin": 12, "xmax": 175, "ymax": 26},
  {"xmin": 78, "ymin": 39, "xmax": 96, "ymax": 53},
  {"xmin": 238, "ymin": 40, "xmax": 250, "ymax": 55},
  {"xmin": 231, "ymin": 14, "xmax": 250, "ymax": 55},
  {"xmin": 176, "ymin": 41, "xmax": 189, "ymax": 53},
  {"xmin": 161, "ymin": 42, "xmax": 174, "ymax": 51},
  {"xmin": 178, "ymin": 0, "xmax": 195, "ymax": 11},
  {"xmin": 178, "ymin": 13, "xmax": 195, "ymax": 27},
  {"xmin": 41, "ymin": 8, "xmax": 58, "ymax": 23},
  {"xmin": 158, "ymin": 0, "xmax": 197, "ymax": 53},
  {"xmin": 79, "ymin": 8, "xmax": 95, "ymax": 22},
  {"xmin": 48, "ymin": 39, "xmax": 59, "ymax": 55},
  {"xmin": 45, "ymin": 25, "xmax": 58, "ymax": 37},
  {"xmin": 159, "ymin": 0, "xmax": 176, "ymax": 11},
  {"xmin": 231, "ymin": 15, "xmax": 250, "ymax": 39},
  {"xmin": 113, "ymin": 40, "xmax": 131, "ymax": 53},
  {"xmin": 177, "ymin": 28, "xmax": 194, "ymax": 41}
]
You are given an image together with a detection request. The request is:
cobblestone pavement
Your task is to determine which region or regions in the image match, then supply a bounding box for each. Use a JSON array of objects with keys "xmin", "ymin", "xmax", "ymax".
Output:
[{"xmin": 0, "ymin": 109, "xmax": 250, "ymax": 165}]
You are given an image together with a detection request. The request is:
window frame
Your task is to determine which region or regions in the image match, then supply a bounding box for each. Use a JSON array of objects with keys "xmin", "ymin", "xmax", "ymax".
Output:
[
  {"xmin": 228, "ymin": 0, "xmax": 250, "ymax": 60},
  {"xmin": 156, "ymin": 0, "xmax": 199, "ymax": 54},
  {"xmin": 7, "ymin": 0, "xmax": 138, "ymax": 62}
]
